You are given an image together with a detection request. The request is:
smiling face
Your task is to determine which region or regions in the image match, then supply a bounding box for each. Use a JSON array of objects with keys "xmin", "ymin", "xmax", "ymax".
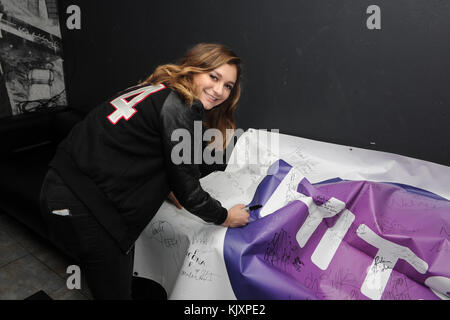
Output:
[{"xmin": 192, "ymin": 63, "xmax": 238, "ymax": 110}]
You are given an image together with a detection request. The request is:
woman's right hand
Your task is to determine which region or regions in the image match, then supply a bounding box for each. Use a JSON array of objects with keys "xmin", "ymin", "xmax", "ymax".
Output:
[{"xmin": 222, "ymin": 204, "xmax": 249, "ymax": 228}]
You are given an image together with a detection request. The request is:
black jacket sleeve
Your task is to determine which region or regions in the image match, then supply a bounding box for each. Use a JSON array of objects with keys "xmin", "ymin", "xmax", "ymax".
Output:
[
  {"xmin": 159, "ymin": 91, "xmax": 228, "ymax": 225},
  {"xmin": 199, "ymin": 142, "xmax": 228, "ymax": 178},
  {"xmin": 199, "ymin": 160, "xmax": 227, "ymax": 178}
]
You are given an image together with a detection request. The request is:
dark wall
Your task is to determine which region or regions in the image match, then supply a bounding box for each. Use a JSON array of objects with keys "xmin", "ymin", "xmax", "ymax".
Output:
[{"xmin": 57, "ymin": 0, "xmax": 450, "ymax": 166}]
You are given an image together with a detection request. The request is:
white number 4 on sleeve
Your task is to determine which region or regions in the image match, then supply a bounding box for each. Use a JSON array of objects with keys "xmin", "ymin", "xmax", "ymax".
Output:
[{"xmin": 107, "ymin": 84, "xmax": 166, "ymax": 124}]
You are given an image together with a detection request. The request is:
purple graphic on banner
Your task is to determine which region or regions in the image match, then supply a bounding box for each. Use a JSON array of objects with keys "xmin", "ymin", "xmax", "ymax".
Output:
[{"xmin": 224, "ymin": 160, "xmax": 450, "ymax": 300}]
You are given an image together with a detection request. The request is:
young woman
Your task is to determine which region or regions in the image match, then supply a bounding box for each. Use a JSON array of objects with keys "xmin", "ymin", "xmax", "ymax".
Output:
[{"xmin": 39, "ymin": 43, "xmax": 249, "ymax": 299}]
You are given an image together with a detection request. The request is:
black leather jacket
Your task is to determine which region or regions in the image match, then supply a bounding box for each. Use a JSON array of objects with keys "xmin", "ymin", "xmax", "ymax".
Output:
[{"xmin": 47, "ymin": 84, "xmax": 228, "ymax": 254}]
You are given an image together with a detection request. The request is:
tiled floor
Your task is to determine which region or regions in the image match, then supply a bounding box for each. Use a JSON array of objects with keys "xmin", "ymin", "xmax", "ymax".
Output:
[{"xmin": 0, "ymin": 211, "xmax": 92, "ymax": 300}]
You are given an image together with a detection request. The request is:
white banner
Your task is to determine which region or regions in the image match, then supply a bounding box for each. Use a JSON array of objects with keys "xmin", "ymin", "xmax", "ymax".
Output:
[{"xmin": 134, "ymin": 129, "xmax": 450, "ymax": 300}]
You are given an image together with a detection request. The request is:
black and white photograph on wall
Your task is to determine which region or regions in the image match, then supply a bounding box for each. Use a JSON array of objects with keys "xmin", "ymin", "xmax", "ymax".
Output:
[{"xmin": 0, "ymin": 0, "xmax": 66, "ymax": 119}]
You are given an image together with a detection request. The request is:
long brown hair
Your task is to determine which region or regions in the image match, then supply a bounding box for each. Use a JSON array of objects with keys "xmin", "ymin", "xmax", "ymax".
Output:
[{"xmin": 141, "ymin": 43, "xmax": 242, "ymax": 150}]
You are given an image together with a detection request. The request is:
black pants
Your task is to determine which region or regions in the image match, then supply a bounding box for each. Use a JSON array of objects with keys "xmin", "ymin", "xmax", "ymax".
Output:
[{"xmin": 39, "ymin": 169, "xmax": 134, "ymax": 300}]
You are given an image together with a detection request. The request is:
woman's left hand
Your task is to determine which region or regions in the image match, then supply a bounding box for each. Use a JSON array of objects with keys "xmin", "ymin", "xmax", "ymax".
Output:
[{"xmin": 168, "ymin": 191, "xmax": 183, "ymax": 209}]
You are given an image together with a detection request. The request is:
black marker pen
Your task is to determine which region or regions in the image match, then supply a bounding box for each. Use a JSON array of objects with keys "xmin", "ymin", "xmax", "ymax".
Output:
[{"xmin": 244, "ymin": 204, "xmax": 262, "ymax": 212}]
